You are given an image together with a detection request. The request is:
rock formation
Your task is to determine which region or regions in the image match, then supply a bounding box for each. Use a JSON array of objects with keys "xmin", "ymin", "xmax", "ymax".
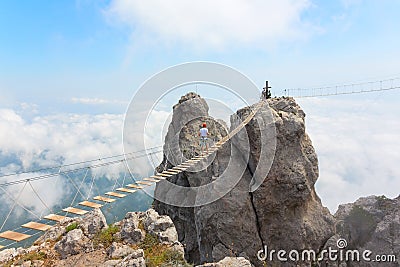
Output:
[
  {"xmin": 0, "ymin": 208, "xmax": 187, "ymax": 267},
  {"xmin": 321, "ymin": 195, "xmax": 400, "ymax": 266},
  {"xmin": 154, "ymin": 93, "xmax": 336, "ymax": 266},
  {"xmin": 2, "ymin": 93, "xmax": 398, "ymax": 267}
]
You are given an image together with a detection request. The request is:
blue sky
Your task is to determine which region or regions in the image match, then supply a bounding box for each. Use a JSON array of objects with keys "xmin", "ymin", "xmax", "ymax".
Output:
[
  {"xmin": 1, "ymin": 0, "xmax": 400, "ymax": 112},
  {"xmin": 0, "ymin": 0, "xmax": 400, "ymax": 212}
]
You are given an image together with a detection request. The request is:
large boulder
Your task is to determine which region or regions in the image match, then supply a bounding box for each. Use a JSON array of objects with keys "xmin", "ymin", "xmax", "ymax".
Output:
[
  {"xmin": 118, "ymin": 212, "xmax": 145, "ymax": 245},
  {"xmin": 54, "ymin": 229, "xmax": 91, "ymax": 259},
  {"xmin": 154, "ymin": 94, "xmax": 335, "ymax": 266},
  {"xmin": 143, "ymin": 208, "xmax": 178, "ymax": 243},
  {"xmin": 80, "ymin": 208, "xmax": 108, "ymax": 237}
]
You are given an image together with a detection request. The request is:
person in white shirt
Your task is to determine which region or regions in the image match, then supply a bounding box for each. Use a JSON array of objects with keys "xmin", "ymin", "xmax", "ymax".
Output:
[{"xmin": 198, "ymin": 123, "xmax": 209, "ymax": 155}]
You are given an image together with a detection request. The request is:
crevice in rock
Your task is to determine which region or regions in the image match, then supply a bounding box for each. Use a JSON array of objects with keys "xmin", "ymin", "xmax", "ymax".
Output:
[
  {"xmin": 247, "ymin": 163, "xmax": 265, "ymax": 250},
  {"xmin": 219, "ymin": 240, "xmax": 237, "ymax": 257},
  {"xmin": 249, "ymin": 192, "xmax": 264, "ymax": 249}
]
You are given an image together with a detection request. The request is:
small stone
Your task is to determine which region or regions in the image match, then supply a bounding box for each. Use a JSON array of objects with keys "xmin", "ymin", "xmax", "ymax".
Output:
[{"xmin": 107, "ymin": 242, "xmax": 135, "ymax": 259}]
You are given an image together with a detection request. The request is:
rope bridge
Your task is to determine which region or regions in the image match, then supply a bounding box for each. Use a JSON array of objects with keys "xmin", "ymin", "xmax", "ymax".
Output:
[
  {"xmin": 283, "ymin": 77, "xmax": 400, "ymax": 98},
  {"xmin": 0, "ymin": 100, "xmax": 265, "ymax": 251}
]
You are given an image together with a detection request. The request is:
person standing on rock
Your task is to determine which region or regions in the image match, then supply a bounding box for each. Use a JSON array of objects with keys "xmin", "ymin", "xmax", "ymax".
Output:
[{"xmin": 199, "ymin": 123, "xmax": 209, "ymax": 155}]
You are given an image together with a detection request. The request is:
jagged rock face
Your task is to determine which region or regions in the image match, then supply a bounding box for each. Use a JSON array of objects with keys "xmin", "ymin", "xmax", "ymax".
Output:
[
  {"xmin": 117, "ymin": 212, "xmax": 145, "ymax": 245},
  {"xmin": 251, "ymin": 98, "xmax": 335, "ymax": 262},
  {"xmin": 55, "ymin": 229, "xmax": 90, "ymax": 259},
  {"xmin": 322, "ymin": 195, "xmax": 400, "ymax": 266},
  {"xmin": 80, "ymin": 208, "xmax": 108, "ymax": 237},
  {"xmin": 144, "ymin": 209, "xmax": 179, "ymax": 244},
  {"xmin": 154, "ymin": 93, "xmax": 335, "ymax": 266}
]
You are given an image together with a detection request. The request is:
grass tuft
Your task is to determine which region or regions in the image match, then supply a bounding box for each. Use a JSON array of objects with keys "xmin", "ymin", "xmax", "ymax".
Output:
[
  {"xmin": 140, "ymin": 233, "xmax": 191, "ymax": 267},
  {"xmin": 93, "ymin": 224, "xmax": 120, "ymax": 248},
  {"xmin": 65, "ymin": 222, "xmax": 79, "ymax": 233}
]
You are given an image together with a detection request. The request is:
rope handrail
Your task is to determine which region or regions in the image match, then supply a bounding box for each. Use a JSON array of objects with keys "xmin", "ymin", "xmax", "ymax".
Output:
[
  {"xmin": 0, "ymin": 149, "xmax": 163, "ymax": 187},
  {"xmin": 283, "ymin": 77, "xmax": 400, "ymax": 98},
  {"xmin": 0, "ymin": 145, "xmax": 163, "ymax": 179}
]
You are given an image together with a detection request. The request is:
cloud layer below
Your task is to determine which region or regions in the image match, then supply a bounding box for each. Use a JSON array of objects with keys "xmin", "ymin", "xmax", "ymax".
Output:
[
  {"xmin": 1, "ymin": 93, "xmax": 399, "ymax": 217},
  {"xmin": 299, "ymin": 95, "xmax": 400, "ymax": 212}
]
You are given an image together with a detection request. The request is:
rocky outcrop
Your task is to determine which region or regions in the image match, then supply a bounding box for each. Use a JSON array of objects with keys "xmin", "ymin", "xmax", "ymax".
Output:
[
  {"xmin": 79, "ymin": 208, "xmax": 108, "ymax": 237},
  {"xmin": 117, "ymin": 212, "xmax": 145, "ymax": 245},
  {"xmin": 1, "ymin": 208, "xmax": 187, "ymax": 267},
  {"xmin": 154, "ymin": 93, "xmax": 335, "ymax": 266},
  {"xmin": 54, "ymin": 229, "xmax": 91, "ymax": 259},
  {"xmin": 104, "ymin": 248, "xmax": 145, "ymax": 267},
  {"xmin": 320, "ymin": 195, "xmax": 400, "ymax": 266},
  {"xmin": 143, "ymin": 208, "xmax": 179, "ymax": 244}
]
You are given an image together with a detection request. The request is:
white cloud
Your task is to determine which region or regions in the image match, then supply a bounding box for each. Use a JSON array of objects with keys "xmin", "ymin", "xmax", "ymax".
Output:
[
  {"xmin": 0, "ymin": 109, "xmax": 124, "ymax": 169},
  {"xmin": 105, "ymin": 0, "xmax": 314, "ymax": 50},
  {"xmin": 0, "ymin": 173, "xmax": 69, "ymax": 219},
  {"xmin": 71, "ymin": 97, "xmax": 128, "ymax": 105},
  {"xmin": 0, "ymin": 108, "xmax": 128, "ymax": 219},
  {"xmin": 0, "ymin": 103, "xmax": 169, "ymax": 222},
  {"xmin": 298, "ymin": 96, "xmax": 400, "ymax": 213}
]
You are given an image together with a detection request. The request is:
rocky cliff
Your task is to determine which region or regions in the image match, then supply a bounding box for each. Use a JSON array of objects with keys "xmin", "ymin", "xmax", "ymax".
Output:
[{"xmin": 154, "ymin": 93, "xmax": 336, "ymax": 266}]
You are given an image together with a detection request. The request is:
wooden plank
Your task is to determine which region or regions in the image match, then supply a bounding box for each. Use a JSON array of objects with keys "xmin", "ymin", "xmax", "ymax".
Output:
[
  {"xmin": 166, "ymin": 169, "xmax": 180, "ymax": 173},
  {"xmin": 79, "ymin": 201, "xmax": 102, "ymax": 209},
  {"xmin": 136, "ymin": 181, "xmax": 152, "ymax": 186},
  {"xmin": 172, "ymin": 167, "xmax": 187, "ymax": 171},
  {"xmin": 44, "ymin": 214, "xmax": 68, "ymax": 222},
  {"xmin": 0, "ymin": 231, "xmax": 31, "ymax": 242},
  {"xmin": 126, "ymin": 184, "xmax": 144, "ymax": 189},
  {"xmin": 153, "ymin": 175, "xmax": 166, "ymax": 180},
  {"xmin": 150, "ymin": 175, "xmax": 164, "ymax": 179},
  {"xmin": 116, "ymin": 188, "xmax": 136, "ymax": 193},
  {"xmin": 93, "ymin": 196, "xmax": 115, "ymax": 203},
  {"xmin": 105, "ymin": 192, "xmax": 126, "ymax": 198},
  {"xmin": 22, "ymin": 222, "xmax": 51, "ymax": 231},
  {"xmin": 163, "ymin": 171, "xmax": 179, "ymax": 175},
  {"xmin": 157, "ymin": 173, "xmax": 172, "ymax": 177},
  {"xmin": 63, "ymin": 207, "xmax": 88, "ymax": 215}
]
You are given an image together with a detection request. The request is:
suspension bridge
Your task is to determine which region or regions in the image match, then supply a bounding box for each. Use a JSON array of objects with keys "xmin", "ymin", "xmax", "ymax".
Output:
[
  {"xmin": 283, "ymin": 77, "xmax": 400, "ymax": 98},
  {"xmin": 0, "ymin": 100, "xmax": 265, "ymax": 251},
  {"xmin": 0, "ymin": 75, "xmax": 399, "ymax": 251}
]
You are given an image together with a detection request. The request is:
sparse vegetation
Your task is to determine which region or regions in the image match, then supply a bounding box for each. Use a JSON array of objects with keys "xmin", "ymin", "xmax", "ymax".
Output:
[
  {"xmin": 344, "ymin": 205, "xmax": 377, "ymax": 246},
  {"xmin": 3, "ymin": 251, "xmax": 47, "ymax": 267},
  {"xmin": 140, "ymin": 233, "xmax": 191, "ymax": 267},
  {"xmin": 138, "ymin": 220, "xmax": 145, "ymax": 231},
  {"xmin": 65, "ymin": 222, "xmax": 79, "ymax": 233},
  {"xmin": 93, "ymin": 224, "xmax": 120, "ymax": 248}
]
